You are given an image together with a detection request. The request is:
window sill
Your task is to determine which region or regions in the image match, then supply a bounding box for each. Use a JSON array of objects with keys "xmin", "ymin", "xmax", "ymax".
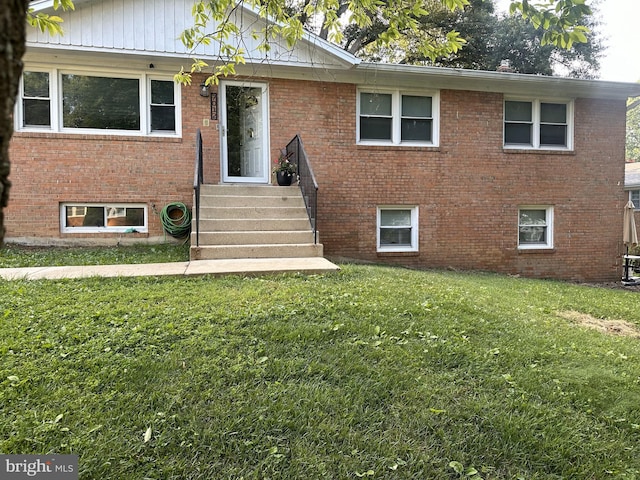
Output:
[
  {"xmin": 377, "ymin": 250, "xmax": 420, "ymax": 257},
  {"xmin": 517, "ymin": 248, "xmax": 556, "ymax": 254},
  {"xmin": 357, "ymin": 144, "xmax": 440, "ymax": 152},
  {"xmin": 503, "ymin": 147, "xmax": 574, "ymax": 155},
  {"xmin": 13, "ymin": 131, "xmax": 182, "ymax": 143}
]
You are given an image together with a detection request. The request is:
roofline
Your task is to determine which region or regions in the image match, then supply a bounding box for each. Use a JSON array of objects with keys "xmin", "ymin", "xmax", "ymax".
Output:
[{"xmin": 353, "ymin": 63, "xmax": 640, "ymax": 100}]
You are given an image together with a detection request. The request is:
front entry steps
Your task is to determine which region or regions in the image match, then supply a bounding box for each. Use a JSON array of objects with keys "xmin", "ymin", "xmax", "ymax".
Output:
[{"xmin": 190, "ymin": 184, "xmax": 324, "ymax": 261}]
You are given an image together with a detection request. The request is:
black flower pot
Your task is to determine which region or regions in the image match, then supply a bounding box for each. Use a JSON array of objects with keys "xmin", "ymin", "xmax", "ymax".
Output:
[{"xmin": 276, "ymin": 171, "xmax": 293, "ymax": 186}]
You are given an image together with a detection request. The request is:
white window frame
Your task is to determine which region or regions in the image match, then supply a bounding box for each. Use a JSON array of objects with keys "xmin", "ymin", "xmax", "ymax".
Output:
[
  {"xmin": 629, "ymin": 190, "xmax": 640, "ymax": 210},
  {"xmin": 357, "ymin": 89, "xmax": 439, "ymax": 147},
  {"xmin": 377, "ymin": 206, "xmax": 419, "ymax": 252},
  {"xmin": 61, "ymin": 203, "xmax": 148, "ymax": 234},
  {"xmin": 16, "ymin": 67, "xmax": 181, "ymax": 138},
  {"xmin": 518, "ymin": 206, "xmax": 554, "ymax": 250},
  {"xmin": 504, "ymin": 98, "xmax": 573, "ymax": 150}
]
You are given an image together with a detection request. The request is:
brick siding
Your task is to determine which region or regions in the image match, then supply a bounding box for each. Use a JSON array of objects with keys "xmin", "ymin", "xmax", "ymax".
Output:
[{"xmin": 7, "ymin": 75, "xmax": 627, "ymax": 281}]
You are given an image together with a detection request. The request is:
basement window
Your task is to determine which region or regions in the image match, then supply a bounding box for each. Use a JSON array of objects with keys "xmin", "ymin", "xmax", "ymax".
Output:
[
  {"xmin": 61, "ymin": 204, "xmax": 148, "ymax": 233},
  {"xmin": 377, "ymin": 206, "xmax": 419, "ymax": 252},
  {"xmin": 518, "ymin": 206, "xmax": 553, "ymax": 249}
]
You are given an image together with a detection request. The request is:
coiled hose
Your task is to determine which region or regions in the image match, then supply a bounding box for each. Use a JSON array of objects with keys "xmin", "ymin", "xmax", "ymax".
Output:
[{"xmin": 160, "ymin": 202, "xmax": 192, "ymax": 239}]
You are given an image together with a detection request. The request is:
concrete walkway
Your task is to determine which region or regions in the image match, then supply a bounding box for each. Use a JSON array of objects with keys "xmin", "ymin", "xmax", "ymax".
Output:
[{"xmin": 0, "ymin": 257, "xmax": 340, "ymax": 281}]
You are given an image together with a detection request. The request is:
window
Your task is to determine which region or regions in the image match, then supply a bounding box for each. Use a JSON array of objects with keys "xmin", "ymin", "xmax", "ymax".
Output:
[
  {"xmin": 518, "ymin": 206, "xmax": 553, "ymax": 249},
  {"xmin": 62, "ymin": 75, "xmax": 140, "ymax": 130},
  {"xmin": 377, "ymin": 206, "xmax": 419, "ymax": 252},
  {"xmin": 504, "ymin": 99, "xmax": 572, "ymax": 149},
  {"xmin": 61, "ymin": 204, "xmax": 148, "ymax": 233},
  {"xmin": 22, "ymin": 71, "xmax": 51, "ymax": 127},
  {"xmin": 150, "ymin": 80, "xmax": 176, "ymax": 131},
  {"xmin": 358, "ymin": 90, "xmax": 438, "ymax": 146},
  {"xmin": 630, "ymin": 190, "xmax": 640, "ymax": 209},
  {"xmin": 18, "ymin": 70, "xmax": 180, "ymax": 136}
]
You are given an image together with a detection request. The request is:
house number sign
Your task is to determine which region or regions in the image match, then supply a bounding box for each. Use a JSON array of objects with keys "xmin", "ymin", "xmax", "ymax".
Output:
[{"xmin": 210, "ymin": 93, "xmax": 218, "ymax": 120}]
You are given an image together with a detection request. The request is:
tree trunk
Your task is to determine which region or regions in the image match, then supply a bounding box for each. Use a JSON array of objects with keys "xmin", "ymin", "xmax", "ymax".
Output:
[{"xmin": 0, "ymin": 0, "xmax": 29, "ymax": 245}]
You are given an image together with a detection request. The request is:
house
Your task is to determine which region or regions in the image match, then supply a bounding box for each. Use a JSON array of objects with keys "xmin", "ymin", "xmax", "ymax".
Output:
[
  {"xmin": 625, "ymin": 161, "xmax": 640, "ymax": 222},
  {"xmin": 7, "ymin": 0, "xmax": 640, "ymax": 282}
]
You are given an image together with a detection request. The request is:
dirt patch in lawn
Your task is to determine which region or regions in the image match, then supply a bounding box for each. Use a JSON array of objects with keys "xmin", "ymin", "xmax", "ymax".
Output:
[{"xmin": 557, "ymin": 310, "xmax": 640, "ymax": 339}]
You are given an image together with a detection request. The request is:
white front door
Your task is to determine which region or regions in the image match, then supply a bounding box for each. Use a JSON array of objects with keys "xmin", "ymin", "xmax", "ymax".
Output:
[{"xmin": 220, "ymin": 81, "xmax": 270, "ymax": 183}]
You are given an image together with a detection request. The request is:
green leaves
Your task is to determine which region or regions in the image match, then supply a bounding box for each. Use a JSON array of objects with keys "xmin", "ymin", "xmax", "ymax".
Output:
[
  {"xmin": 26, "ymin": 0, "xmax": 75, "ymax": 36},
  {"xmin": 509, "ymin": 0, "xmax": 592, "ymax": 49},
  {"xmin": 173, "ymin": 0, "xmax": 591, "ymax": 87}
]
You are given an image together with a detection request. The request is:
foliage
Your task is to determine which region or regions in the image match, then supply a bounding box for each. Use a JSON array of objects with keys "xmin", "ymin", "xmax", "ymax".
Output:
[
  {"xmin": 176, "ymin": 0, "xmax": 593, "ymax": 86},
  {"xmin": 1, "ymin": 264, "xmax": 640, "ymax": 478},
  {"xmin": 272, "ymin": 151, "xmax": 296, "ymax": 174},
  {"xmin": 359, "ymin": 0, "xmax": 602, "ymax": 78},
  {"xmin": 628, "ymin": 96, "xmax": 640, "ymax": 162},
  {"xmin": 26, "ymin": 0, "xmax": 75, "ymax": 35}
]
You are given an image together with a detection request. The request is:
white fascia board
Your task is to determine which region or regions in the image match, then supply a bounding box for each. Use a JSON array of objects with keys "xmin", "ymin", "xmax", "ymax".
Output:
[
  {"xmin": 29, "ymin": 0, "xmax": 92, "ymax": 11},
  {"xmin": 352, "ymin": 63, "xmax": 640, "ymax": 100},
  {"xmin": 28, "ymin": 0, "xmax": 55, "ymax": 11}
]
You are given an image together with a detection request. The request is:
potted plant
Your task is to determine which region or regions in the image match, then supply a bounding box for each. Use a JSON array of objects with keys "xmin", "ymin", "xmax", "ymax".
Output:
[{"xmin": 273, "ymin": 151, "xmax": 296, "ymax": 186}]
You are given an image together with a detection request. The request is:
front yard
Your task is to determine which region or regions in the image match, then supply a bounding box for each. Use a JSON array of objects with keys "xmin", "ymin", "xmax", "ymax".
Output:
[{"xmin": 1, "ymin": 248, "xmax": 639, "ymax": 478}]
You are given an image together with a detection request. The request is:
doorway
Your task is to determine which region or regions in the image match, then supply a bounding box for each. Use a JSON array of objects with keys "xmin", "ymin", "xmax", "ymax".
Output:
[{"xmin": 220, "ymin": 81, "xmax": 270, "ymax": 183}]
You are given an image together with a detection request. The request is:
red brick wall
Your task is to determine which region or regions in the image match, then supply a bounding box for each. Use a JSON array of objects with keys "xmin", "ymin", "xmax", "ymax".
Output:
[
  {"xmin": 7, "ymin": 74, "xmax": 627, "ymax": 281},
  {"xmin": 7, "ymin": 78, "xmax": 215, "ymax": 242},
  {"xmin": 268, "ymin": 80, "xmax": 626, "ymax": 282}
]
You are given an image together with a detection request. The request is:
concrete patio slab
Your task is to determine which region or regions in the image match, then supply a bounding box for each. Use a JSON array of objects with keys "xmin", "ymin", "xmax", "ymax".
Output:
[
  {"xmin": 184, "ymin": 257, "xmax": 340, "ymax": 276},
  {"xmin": 0, "ymin": 258, "xmax": 339, "ymax": 281}
]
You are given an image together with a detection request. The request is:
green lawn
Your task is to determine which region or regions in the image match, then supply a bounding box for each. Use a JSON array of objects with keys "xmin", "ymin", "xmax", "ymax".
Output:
[
  {"xmin": 1, "ymin": 247, "xmax": 640, "ymax": 479},
  {"xmin": 0, "ymin": 243, "xmax": 190, "ymax": 268}
]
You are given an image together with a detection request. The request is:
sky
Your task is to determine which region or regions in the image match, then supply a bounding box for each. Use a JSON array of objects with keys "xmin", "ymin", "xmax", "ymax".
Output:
[
  {"xmin": 597, "ymin": 0, "xmax": 640, "ymax": 83},
  {"xmin": 494, "ymin": 0, "xmax": 640, "ymax": 84}
]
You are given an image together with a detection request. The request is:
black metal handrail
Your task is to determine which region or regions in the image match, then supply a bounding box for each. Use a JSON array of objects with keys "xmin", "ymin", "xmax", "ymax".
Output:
[
  {"xmin": 286, "ymin": 135, "xmax": 318, "ymax": 244},
  {"xmin": 193, "ymin": 129, "xmax": 203, "ymax": 247}
]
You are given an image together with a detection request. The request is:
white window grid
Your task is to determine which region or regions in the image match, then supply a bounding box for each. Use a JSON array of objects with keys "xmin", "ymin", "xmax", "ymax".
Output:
[
  {"xmin": 518, "ymin": 205, "xmax": 554, "ymax": 250},
  {"xmin": 504, "ymin": 98, "xmax": 573, "ymax": 150},
  {"xmin": 357, "ymin": 89, "xmax": 439, "ymax": 147},
  {"xmin": 60, "ymin": 203, "xmax": 148, "ymax": 234},
  {"xmin": 377, "ymin": 206, "xmax": 419, "ymax": 252},
  {"xmin": 16, "ymin": 67, "xmax": 181, "ymax": 138}
]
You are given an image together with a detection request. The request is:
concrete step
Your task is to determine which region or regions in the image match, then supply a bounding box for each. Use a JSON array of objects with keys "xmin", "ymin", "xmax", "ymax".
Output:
[
  {"xmin": 197, "ymin": 206, "xmax": 307, "ymax": 219},
  {"xmin": 200, "ymin": 184, "xmax": 299, "ymax": 196},
  {"xmin": 199, "ymin": 194, "xmax": 306, "ymax": 208},
  {"xmin": 191, "ymin": 184, "xmax": 323, "ymax": 262},
  {"xmin": 191, "ymin": 243, "xmax": 324, "ymax": 260},
  {"xmin": 193, "ymin": 230, "xmax": 315, "ymax": 245},
  {"xmin": 196, "ymin": 218, "xmax": 311, "ymax": 232}
]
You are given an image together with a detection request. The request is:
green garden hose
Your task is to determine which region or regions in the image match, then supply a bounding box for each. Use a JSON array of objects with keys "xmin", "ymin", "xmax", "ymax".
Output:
[{"xmin": 160, "ymin": 202, "xmax": 192, "ymax": 239}]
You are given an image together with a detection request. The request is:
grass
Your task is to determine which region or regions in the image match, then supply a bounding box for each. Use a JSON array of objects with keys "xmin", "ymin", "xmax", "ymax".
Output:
[
  {"xmin": 1, "ymin": 246, "xmax": 640, "ymax": 478},
  {"xmin": 0, "ymin": 243, "xmax": 190, "ymax": 268}
]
